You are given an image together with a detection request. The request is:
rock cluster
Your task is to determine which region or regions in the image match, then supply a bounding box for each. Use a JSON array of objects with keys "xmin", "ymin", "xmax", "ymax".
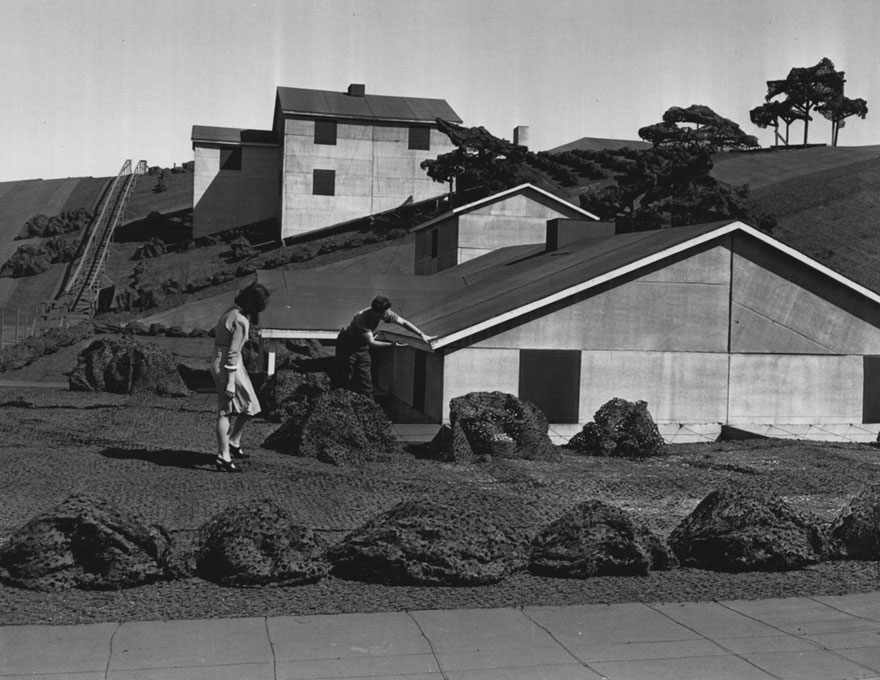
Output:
[
  {"xmin": 430, "ymin": 391, "xmax": 559, "ymax": 463},
  {"xmin": 261, "ymin": 369, "xmax": 331, "ymax": 422},
  {"xmin": 530, "ymin": 500, "xmax": 676, "ymax": 578},
  {"xmin": 328, "ymin": 499, "xmax": 525, "ymax": 586},
  {"xmin": 830, "ymin": 484, "xmax": 880, "ymax": 559},
  {"xmin": 196, "ymin": 500, "xmax": 328, "ymax": 587},
  {"xmin": 669, "ymin": 486, "xmax": 828, "ymax": 572},
  {"xmin": 0, "ymin": 494, "xmax": 172, "ymax": 591},
  {"xmin": 68, "ymin": 337, "xmax": 189, "ymax": 396},
  {"xmin": 263, "ymin": 388, "xmax": 402, "ymax": 465},
  {"xmin": 568, "ymin": 397, "xmax": 664, "ymax": 457}
]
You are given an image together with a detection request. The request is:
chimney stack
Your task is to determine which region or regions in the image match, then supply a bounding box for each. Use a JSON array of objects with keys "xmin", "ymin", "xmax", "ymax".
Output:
[
  {"xmin": 513, "ymin": 125, "xmax": 530, "ymax": 148},
  {"xmin": 347, "ymin": 83, "xmax": 366, "ymax": 97},
  {"xmin": 546, "ymin": 218, "xmax": 616, "ymax": 251}
]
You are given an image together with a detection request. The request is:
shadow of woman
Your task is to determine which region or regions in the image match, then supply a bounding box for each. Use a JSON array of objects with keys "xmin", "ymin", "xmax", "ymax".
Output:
[{"xmin": 100, "ymin": 447, "xmax": 216, "ymax": 469}]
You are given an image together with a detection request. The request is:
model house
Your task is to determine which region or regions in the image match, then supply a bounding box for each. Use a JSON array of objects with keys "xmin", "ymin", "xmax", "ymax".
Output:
[
  {"xmin": 257, "ymin": 218, "xmax": 880, "ymax": 436},
  {"xmin": 412, "ymin": 183, "xmax": 600, "ymax": 274},
  {"xmin": 191, "ymin": 84, "xmax": 461, "ymax": 241}
]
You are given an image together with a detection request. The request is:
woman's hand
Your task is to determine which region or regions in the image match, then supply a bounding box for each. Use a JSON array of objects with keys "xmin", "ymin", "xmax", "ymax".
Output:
[{"xmin": 225, "ymin": 383, "xmax": 235, "ymax": 400}]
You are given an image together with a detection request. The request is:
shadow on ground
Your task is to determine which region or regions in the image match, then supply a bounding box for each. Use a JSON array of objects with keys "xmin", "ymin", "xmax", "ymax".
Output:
[{"xmin": 100, "ymin": 447, "xmax": 216, "ymax": 469}]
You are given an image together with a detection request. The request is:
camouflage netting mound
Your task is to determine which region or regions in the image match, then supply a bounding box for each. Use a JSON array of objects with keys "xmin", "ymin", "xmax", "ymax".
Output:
[
  {"xmin": 669, "ymin": 486, "xmax": 829, "ymax": 572},
  {"xmin": 0, "ymin": 494, "xmax": 172, "ymax": 591},
  {"xmin": 262, "ymin": 388, "xmax": 402, "ymax": 465},
  {"xmin": 567, "ymin": 397, "xmax": 664, "ymax": 457},
  {"xmin": 261, "ymin": 369, "xmax": 332, "ymax": 422},
  {"xmin": 195, "ymin": 500, "xmax": 328, "ymax": 587},
  {"xmin": 430, "ymin": 391, "xmax": 559, "ymax": 463},
  {"xmin": 829, "ymin": 484, "xmax": 880, "ymax": 560},
  {"xmin": 328, "ymin": 499, "xmax": 526, "ymax": 586},
  {"xmin": 529, "ymin": 500, "xmax": 677, "ymax": 578},
  {"xmin": 68, "ymin": 336, "xmax": 189, "ymax": 396}
]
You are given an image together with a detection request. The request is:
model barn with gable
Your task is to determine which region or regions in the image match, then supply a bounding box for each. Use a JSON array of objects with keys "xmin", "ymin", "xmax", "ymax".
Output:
[{"xmin": 257, "ymin": 218, "xmax": 880, "ymax": 439}]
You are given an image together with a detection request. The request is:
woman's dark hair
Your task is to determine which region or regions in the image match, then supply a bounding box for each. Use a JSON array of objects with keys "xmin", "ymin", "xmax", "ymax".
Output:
[
  {"xmin": 371, "ymin": 295, "xmax": 392, "ymax": 313},
  {"xmin": 235, "ymin": 282, "xmax": 270, "ymax": 320}
]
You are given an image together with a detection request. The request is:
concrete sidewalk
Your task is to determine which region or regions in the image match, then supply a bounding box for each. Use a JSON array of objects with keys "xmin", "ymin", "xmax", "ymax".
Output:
[{"xmin": 6, "ymin": 593, "xmax": 880, "ymax": 679}]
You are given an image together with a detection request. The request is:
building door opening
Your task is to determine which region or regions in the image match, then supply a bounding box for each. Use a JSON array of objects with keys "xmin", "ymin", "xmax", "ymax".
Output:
[{"xmin": 518, "ymin": 349, "xmax": 581, "ymax": 423}]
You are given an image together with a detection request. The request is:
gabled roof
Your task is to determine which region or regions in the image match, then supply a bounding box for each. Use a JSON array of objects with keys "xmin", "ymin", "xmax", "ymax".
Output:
[
  {"xmin": 419, "ymin": 220, "xmax": 880, "ymax": 349},
  {"xmin": 256, "ymin": 219, "xmax": 880, "ymax": 350},
  {"xmin": 412, "ymin": 183, "xmax": 598, "ymax": 232},
  {"xmin": 275, "ymin": 86, "xmax": 462, "ymax": 124},
  {"xmin": 191, "ymin": 126, "xmax": 279, "ymax": 146}
]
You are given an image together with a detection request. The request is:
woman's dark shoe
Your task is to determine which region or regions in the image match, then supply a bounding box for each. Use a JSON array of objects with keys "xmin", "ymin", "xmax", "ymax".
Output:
[
  {"xmin": 229, "ymin": 444, "xmax": 249, "ymax": 459},
  {"xmin": 214, "ymin": 456, "xmax": 242, "ymax": 473}
]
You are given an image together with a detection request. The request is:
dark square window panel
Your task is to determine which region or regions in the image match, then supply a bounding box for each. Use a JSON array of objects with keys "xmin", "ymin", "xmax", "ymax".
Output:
[
  {"xmin": 313, "ymin": 169, "xmax": 336, "ymax": 196},
  {"xmin": 315, "ymin": 120, "xmax": 337, "ymax": 145},
  {"xmin": 409, "ymin": 126, "xmax": 431, "ymax": 150}
]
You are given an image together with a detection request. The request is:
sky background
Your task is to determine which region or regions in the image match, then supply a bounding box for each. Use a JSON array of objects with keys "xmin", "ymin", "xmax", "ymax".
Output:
[{"xmin": 1, "ymin": 0, "xmax": 878, "ymax": 182}]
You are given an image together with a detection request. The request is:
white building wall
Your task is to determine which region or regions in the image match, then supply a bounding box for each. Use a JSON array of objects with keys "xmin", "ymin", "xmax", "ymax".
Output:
[
  {"xmin": 441, "ymin": 348, "xmax": 520, "ymax": 421},
  {"xmin": 728, "ymin": 354, "xmax": 864, "ymax": 423},
  {"xmin": 281, "ymin": 119, "xmax": 454, "ymax": 240},
  {"xmin": 192, "ymin": 145, "xmax": 280, "ymax": 238}
]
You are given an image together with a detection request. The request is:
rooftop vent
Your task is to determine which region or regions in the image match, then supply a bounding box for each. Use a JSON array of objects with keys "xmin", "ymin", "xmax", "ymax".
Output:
[
  {"xmin": 347, "ymin": 83, "xmax": 366, "ymax": 97},
  {"xmin": 546, "ymin": 218, "xmax": 616, "ymax": 251}
]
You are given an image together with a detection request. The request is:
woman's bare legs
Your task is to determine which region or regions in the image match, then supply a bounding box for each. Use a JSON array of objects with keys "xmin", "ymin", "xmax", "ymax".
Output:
[
  {"xmin": 216, "ymin": 413, "xmax": 232, "ymax": 462},
  {"xmin": 228, "ymin": 414, "xmax": 251, "ymax": 450}
]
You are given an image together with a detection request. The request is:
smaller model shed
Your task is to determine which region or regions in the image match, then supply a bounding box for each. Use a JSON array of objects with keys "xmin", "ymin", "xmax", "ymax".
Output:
[{"xmin": 412, "ymin": 183, "xmax": 599, "ymax": 274}]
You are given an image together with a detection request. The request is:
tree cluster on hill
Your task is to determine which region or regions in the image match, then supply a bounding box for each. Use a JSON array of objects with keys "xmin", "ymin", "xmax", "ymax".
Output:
[
  {"xmin": 425, "ymin": 118, "xmax": 775, "ymax": 233},
  {"xmin": 638, "ymin": 105, "xmax": 759, "ymax": 152},
  {"xmin": 751, "ymin": 57, "xmax": 868, "ymax": 147},
  {"xmin": 1, "ymin": 236, "xmax": 81, "ymax": 278}
]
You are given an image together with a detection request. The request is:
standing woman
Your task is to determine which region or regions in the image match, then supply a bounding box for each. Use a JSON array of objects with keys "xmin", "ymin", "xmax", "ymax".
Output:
[{"xmin": 211, "ymin": 282, "xmax": 270, "ymax": 472}]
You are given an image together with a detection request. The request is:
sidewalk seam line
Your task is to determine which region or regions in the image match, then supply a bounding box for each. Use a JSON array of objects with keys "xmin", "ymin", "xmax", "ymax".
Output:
[
  {"xmin": 105, "ymin": 620, "xmax": 121, "ymax": 680},
  {"xmin": 716, "ymin": 599, "xmax": 880, "ymax": 677},
  {"xmin": 265, "ymin": 616, "xmax": 278, "ymax": 680},
  {"xmin": 646, "ymin": 602, "xmax": 787, "ymax": 680},
  {"xmin": 405, "ymin": 611, "xmax": 450, "ymax": 680},
  {"xmin": 519, "ymin": 606, "xmax": 608, "ymax": 677}
]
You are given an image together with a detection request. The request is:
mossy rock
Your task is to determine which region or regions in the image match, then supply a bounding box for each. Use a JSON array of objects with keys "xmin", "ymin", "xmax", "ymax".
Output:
[
  {"xmin": 530, "ymin": 500, "xmax": 677, "ymax": 578},
  {"xmin": 0, "ymin": 494, "xmax": 172, "ymax": 591},
  {"xmin": 669, "ymin": 486, "xmax": 829, "ymax": 572},
  {"xmin": 328, "ymin": 499, "xmax": 526, "ymax": 586},
  {"xmin": 68, "ymin": 336, "xmax": 189, "ymax": 396},
  {"xmin": 195, "ymin": 500, "xmax": 328, "ymax": 587},
  {"xmin": 830, "ymin": 484, "xmax": 880, "ymax": 559},
  {"xmin": 568, "ymin": 397, "xmax": 664, "ymax": 458}
]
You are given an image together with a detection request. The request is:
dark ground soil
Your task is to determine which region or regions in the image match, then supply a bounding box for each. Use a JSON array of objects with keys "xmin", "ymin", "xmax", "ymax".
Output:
[{"xmin": 3, "ymin": 361, "xmax": 880, "ymax": 625}]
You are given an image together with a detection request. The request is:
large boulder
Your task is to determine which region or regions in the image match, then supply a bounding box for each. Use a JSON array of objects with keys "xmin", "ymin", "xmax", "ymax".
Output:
[
  {"xmin": 669, "ymin": 486, "xmax": 828, "ymax": 572},
  {"xmin": 431, "ymin": 391, "xmax": 559, "ymax": 463},
  {"xmin": 262, "ymin": 369, "xmax": 331, "ymax": 422},
  {"xmin": 195, "ymin": 500, "xmax": 328, "ymax": 587},
  {"xmin": 69, "ymin": 337, "xmax": 189, "ymax": 396},
  {"xmin": 0, "ymin": 494, "xmax": 172, "ymax": 591},
  {"xmin": 830, "ymin": 484, "xmax": 880, "ymax": 559},
  {"xmin": 567, "ymin": 398, "xmax": 664, "ymax": 457},
  {"xmin": 262, "ymin": 388, "xmax": 402, "ymax": 465},
  {"xmin": 328, "ymin": 499, "xmax": 525, "ymax": 586},
  {"xmin": 529, "ymin": 500, "xmax": 677, "ymax": 578}
]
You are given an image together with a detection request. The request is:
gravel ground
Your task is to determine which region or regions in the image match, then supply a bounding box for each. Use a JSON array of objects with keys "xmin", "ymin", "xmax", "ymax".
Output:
[{"xmin": 3, "ymin": 383, "xmax": 880, "ymax": 626}]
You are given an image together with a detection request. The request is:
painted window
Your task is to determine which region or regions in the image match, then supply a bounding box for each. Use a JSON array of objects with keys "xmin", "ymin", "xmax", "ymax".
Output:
[
  {"xmin": 408, "ymin": 126, "xmax": 431, "ymax": 151},
  {"xmin": 219, "ymin": 147, "xmax": 241, "ymax": 171},
  {"xmin": 314, "ymin": 120, "xmax": 337, "ymax": 145},
  {"xmin": 313, "ymin": 169, "xmax": 336, "ymax": 196}
]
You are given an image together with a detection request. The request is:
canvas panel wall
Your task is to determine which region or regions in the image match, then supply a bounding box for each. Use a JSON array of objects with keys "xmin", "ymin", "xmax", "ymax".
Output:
[
  {"xmin": 414, "ymin": 216, "xmax": 459, "ymax": 274},
  {"xmin": 730, "ymin": 235, "xmax": 880, "ymax": 354},
  {"xmin": 469, "ymin": 245, "xmax": 731, "ymax": 352},
  {"xmin": 193, "ymin": 145, "xmax": 280, "ymax": 238},
  {"xmin": 579, "ymin": 350, "xmax": 729, "ymax": 423},
  {"xmin": 281, "ymin": 119, "xmax": 452, "ymax": 239},
  {"xmin": 441, "ymin": 348, "xmax": 519, "ymax": 421},
  {"xmin": 728, "ymin": 354, "xmax": 863, "ymax": 423}
]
